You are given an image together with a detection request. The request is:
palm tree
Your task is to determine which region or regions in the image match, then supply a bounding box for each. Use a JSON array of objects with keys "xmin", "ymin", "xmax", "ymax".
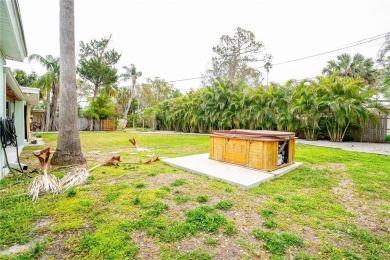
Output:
[
  {"xmin": 121, "ymin": 64, "xmax": 142, "ymax": 124},
  {"xmin": 51, "ymin": 0, "xmax": 86, "ymax": 165},
  {"xmin": 29, "ymin": 54, "xmax": 60, "ymax": 131},
  {"xmin": 316, "ymin": 73, "xmax": 384, "ymax": 142},
  {"xmin": 321, "ymin": 53, "xmax": 377, "ymax": 84}
]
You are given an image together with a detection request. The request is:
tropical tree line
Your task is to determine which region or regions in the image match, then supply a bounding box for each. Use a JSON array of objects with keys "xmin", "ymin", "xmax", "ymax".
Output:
[{"xmin": 154, "ymin": 74, "xmax": 385, "ymax": 142}]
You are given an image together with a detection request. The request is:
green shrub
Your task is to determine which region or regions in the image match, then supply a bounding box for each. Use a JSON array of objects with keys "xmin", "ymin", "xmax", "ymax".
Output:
[
  {"xmin": 386, "ymin": 134, "xmax": 390, "ymax": 142},
  {"xmin": 148, "ymin": 170, "xmax": 157, "ymax": 176},
  {"xmin": 67, "ymin": 188, "xmax": 77, "ymax": 198},
  {"xmin": 147, "ymin": 202, "xmax": 169, "ymax": 217},
  {"xmin": 104, "ymin": 192, "xmax": 120, "ymax": 202},
  {"xmin": 253, "ymin": 228, "xmax": 303, "ymax": 255},
  {"xmin": 176, "ymin": 250, "xmax": 212, "ymax": 260},
  {"xmin": 85, "ymin": 176, "xmax": 95, "ymax": 184},
  {"xmin": 174, "ymin": 196, "xmax": 191, "ymax": 205},
  {"xmin": 214, "ymin": 200, "xmax": 233, "ymax": 210},
  {"xmin": 261, "ymin": 209, "xmax": 274, "ymax": 218},
  {"xmin": 224, "ymin": 222, "xmax": 236, "ymax": 236},
  {"xmin": 133, "ymin": 194, "xmax": 141, "ymax": 205},
  {"xmin": 135, "ymin": 183, "xmax": 145, "ymax": 188},
  {"xmin": 263, "ymin": 220, "xmax": 277, "ymax": 229},
  {"xmin": 186, "ymin": 207, "xmax": 227, "ymax": 233},
  {"xmin": 161, "ymin": 186, "xmax": 171, "ymax": 192},
  {"xmin": 275, "ymin": 196, "xmax": 286, "ymax": 203},
  {"xmin": 196, "ymin": 195, "xmax": 208, "ymax": 203},
  {"xmin": 171, "ymin": 178, "xmax": 187, "ymax": 186}
]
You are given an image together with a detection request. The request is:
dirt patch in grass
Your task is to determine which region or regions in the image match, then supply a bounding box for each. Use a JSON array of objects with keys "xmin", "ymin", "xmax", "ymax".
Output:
[
  {"xmin": 175, "ymin": 235, "xmax": 246, "ymax": 260},
  {"xmin": 285, "ymin": 224, "xmax": 322, "ymax": 255},
  {"xmin": 310, "ymin": 162, "xmax": 347, "ymax": 172},
  {"xmin": 333, "ymin": 177, "xmax": 354, "ymax": 205},
  {"xmin": 131, "ymin": 231, "xmax": 160, "ymax": 259},
  {"xmin": 145, "ymin": 171, "xmax": 196, "ymax": 190},
  {"xmin": 31, "ymin": 216, "xmax": 54, "ymax": 233},
  {"xmin": 41, "ymin": 232, "xmax": 72, "ymax": 260},
  {"xmin": 333, "ymin": 174, "xmax": 389, "ymax": 236}
]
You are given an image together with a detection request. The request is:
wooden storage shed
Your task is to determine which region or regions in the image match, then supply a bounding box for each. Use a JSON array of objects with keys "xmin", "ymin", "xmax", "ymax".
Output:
[{"xmin": 209, "ymin": 130, "xmax": 296, "ymax": 171}]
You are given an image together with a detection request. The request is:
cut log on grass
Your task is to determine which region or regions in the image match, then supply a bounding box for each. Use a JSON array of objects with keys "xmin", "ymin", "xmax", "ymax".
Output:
[{"xmin": 28, "ymin": 148, "xmax": 61, "ymax": 201}]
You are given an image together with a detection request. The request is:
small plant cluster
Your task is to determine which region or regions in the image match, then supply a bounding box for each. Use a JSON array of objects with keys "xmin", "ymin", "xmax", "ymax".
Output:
[
  {"xmin": 261, "ymin": 209, "xmax": 277, "ymax": 229},
  {"xmin": 123, "ymin": 205, "xmax": 235, "ymax": 243},
  {"xmin": 214, "ymin": 200, "xmax": 233, "ymax": 210},
  {"xmin": 252, "ymin": 228, "xmax": 303, "ymax": 255},
  {"xmin": 171, "ymin": 178, "xmax": 187, "ymax": 186}
]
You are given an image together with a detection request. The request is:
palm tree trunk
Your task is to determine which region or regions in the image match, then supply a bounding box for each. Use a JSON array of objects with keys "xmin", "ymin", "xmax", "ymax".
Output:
[
  {"xmin": 51, "ymin": 0, "xmax": 86, "ymax": 166},
  {"xmin": 45, "ymin": 89, "xmax": 51, "ymax": 131},
  {"xmin": 123, "ymin": 83, "xmax": 136, "ymax": 121},
  {"xmin": 49, "ymin": 82, "xmax": 58, "ymax": 131}
]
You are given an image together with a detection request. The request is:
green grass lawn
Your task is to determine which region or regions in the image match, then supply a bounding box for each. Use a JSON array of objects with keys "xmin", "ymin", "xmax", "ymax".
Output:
[{"xmin": 0, "ymin": 132, "xmax": 389, "ymax": 259}]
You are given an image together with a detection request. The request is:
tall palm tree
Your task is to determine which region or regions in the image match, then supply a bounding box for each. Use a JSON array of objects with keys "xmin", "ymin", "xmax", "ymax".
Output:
[
  {"xmin": 29, "ymin": 54, "xmax": 60, "ymax": 131},
  {"xmin": 51, "ymin": 0, "xmax": 86, "ymax": 165},
  {"xmin": 321, "ymin": 53, "xmax": 377, "ymax": 84},
  {"xmin": 121, "ymin": 64, "xmax": 142, "ymax": 123}
]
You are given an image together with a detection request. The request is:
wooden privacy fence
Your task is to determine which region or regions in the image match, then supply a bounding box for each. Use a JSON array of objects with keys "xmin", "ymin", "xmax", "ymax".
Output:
[
  {"xmin": 360, "ymin": 115, "xmax": 388, "ymax": 143},
  {"xmin": 101, "ymin": 119, "xmax": 115, "ymax": 131},
  {"xmin": 78, "ymin": 118, "xmax": 115, "ymax": 131}
]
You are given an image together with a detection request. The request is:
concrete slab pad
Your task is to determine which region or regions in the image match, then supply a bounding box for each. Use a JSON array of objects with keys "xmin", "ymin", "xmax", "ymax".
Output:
[{"xmin": 162, "ymin": 153, "xmax": 301, "ymax": 189}]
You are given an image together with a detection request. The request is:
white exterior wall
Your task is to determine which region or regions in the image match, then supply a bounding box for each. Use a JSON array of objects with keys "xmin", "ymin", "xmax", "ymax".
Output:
[
  {"xmin": 14, "ymin": 100, "xmax": 25, "ymax": 145},
  {"xmin": 0, "ymin": 53, "xmax": 5, "ymax": 178}
]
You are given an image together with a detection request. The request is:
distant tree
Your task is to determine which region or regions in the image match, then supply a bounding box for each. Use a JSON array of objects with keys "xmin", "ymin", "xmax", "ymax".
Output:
[
  {"xmin": 77, "ymin": 35, "xmax": 121, "ymax": 130},
  {"xmin": 76, "ymin": 79, "xmax": 93, "ymax": 105},
  {"xmin": 51, "ymin": 0, "xmax": 86, "ymax": 165},
  {"xmin": 13, "ymin": 69, "xmax": 37, "ymax": 87},
  {"xmin": 321, "ymin": 53, "xmax": 378, "ymax": 85},
  {"xmin": 377, "ymin": 33, "xmax": 390, "ymax": 98},
  {"xmin": 137, "ymin": 77, "xmax": 177, "ymax": 108},
  {"xmin": 84, "ymin": 93, "xmax": 117, "ymax": 122},
  {"xmin": 120, "ymin": 64, "xmax": 142, "ymax": 121},
  {"xmin": 29, "ymin": 54, "xmax": 60, "ymax": 131},
  {"xmin": 202, "ymin": 27, "xmax": 272, "ymax": 86}
]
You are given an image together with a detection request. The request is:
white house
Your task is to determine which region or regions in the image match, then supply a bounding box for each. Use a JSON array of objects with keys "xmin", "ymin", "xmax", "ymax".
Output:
[{"xmin": 1, "ymin": 0, "xmax": 39, "ymax": 179}]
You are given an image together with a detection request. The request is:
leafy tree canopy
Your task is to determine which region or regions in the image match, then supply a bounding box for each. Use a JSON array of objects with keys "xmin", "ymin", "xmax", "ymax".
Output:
[
  {"xmin": 202, "ymin": 27, "xmax": 272, "ymax": 87},
  {"xmin": 77, "ymin": 35, "xmax": 121, "ymax": 100},
  {"xmin": 84, "ymin": 93, "xmax": 117, "ymax": 121},
  {"xmin": 321, "ymin": 53, "xmax": 378, "ymax": 85},
  {"xmin": 13, "ymin": 69, "xmax": 37, "ymax": 87},
  {"xmin": 137, "ymin": 77, "xmax": 180, "ymax": 109}
]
